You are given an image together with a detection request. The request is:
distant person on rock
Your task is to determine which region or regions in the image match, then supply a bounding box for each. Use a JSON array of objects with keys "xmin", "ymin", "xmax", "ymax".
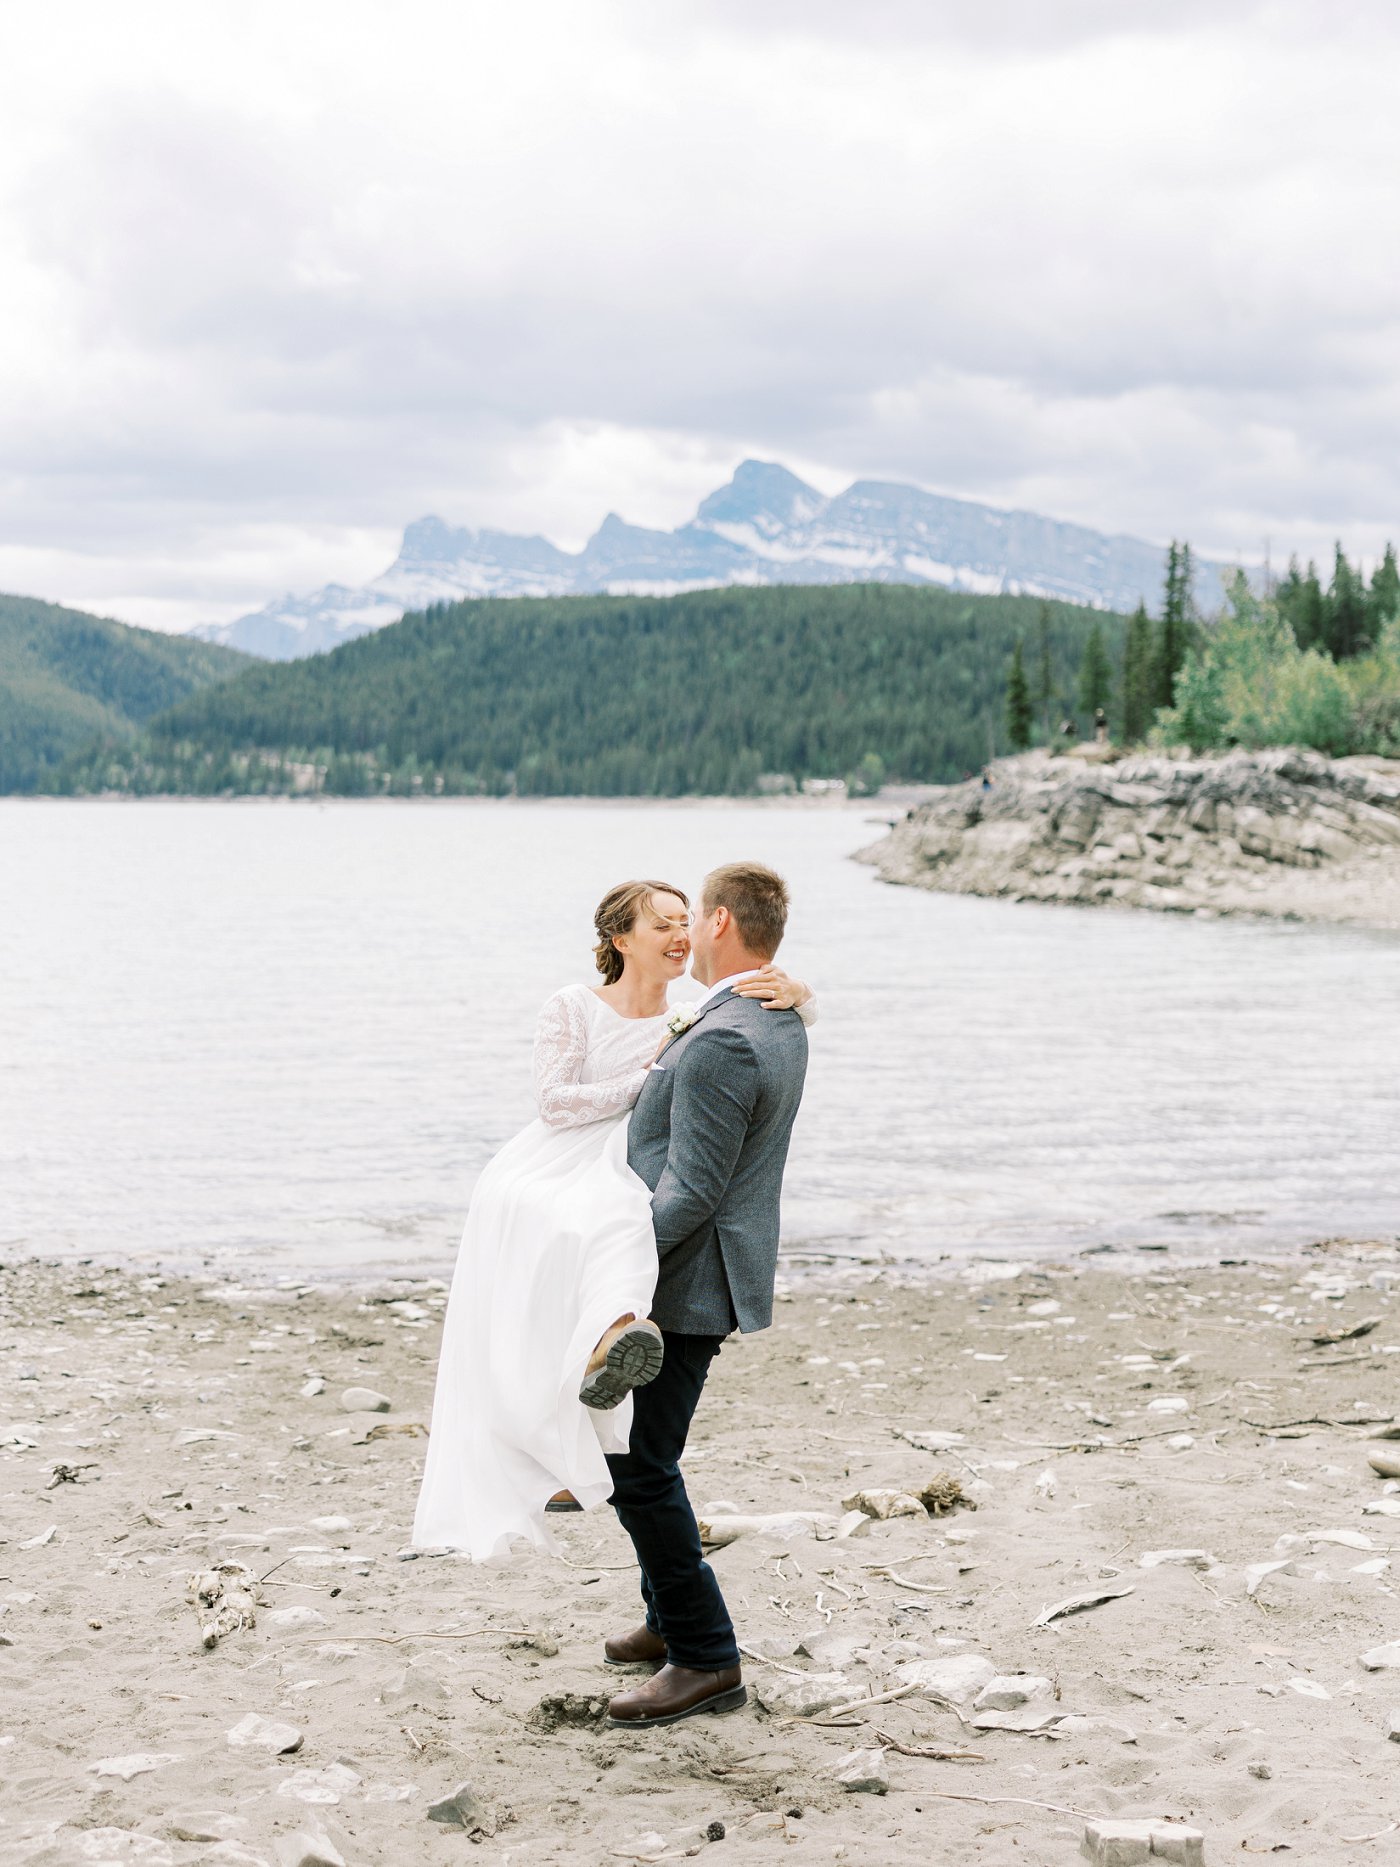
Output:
[{"xmin": 413, "ymin": 865, "xmax": 814, "ymax": 1729}]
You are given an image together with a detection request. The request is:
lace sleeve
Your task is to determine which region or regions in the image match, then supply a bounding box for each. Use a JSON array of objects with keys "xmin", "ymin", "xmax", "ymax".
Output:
[
  {"xmin": 796, "ymin": 994, "xmax": 818, "ymax": 1028},
  {"xmin": 533, "ymin": 989, "xmax": 651, "ymax": 1130}
]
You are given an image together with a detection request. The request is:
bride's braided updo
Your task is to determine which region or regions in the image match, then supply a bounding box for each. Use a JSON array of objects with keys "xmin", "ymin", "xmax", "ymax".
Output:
[{"xmin": 593, "ymin": 879, "xmax": 689, "ymax": 986}]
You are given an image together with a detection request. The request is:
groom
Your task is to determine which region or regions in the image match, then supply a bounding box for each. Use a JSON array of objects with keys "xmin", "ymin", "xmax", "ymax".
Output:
[{"xmin": 602, "ymin": 861, "xmax": 809, "ymax": 1728}]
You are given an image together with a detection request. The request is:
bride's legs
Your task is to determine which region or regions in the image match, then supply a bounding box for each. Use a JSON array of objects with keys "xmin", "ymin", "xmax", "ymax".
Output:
[{"xmin": 588, "ymin": 1313, "xmax": 638, "ymax": 1374}]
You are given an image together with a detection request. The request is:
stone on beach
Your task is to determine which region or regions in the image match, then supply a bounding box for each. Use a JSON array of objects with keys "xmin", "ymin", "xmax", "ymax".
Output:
[
  {"xmin": 895, "ymin": 1651, "xmax": 996, "ymax": 1706},
  {"xmin": 167, "ymin": 1814, "xmax": 250, "ymax": 1844},
  {"xmin": 338, "ymin": 1386, "xmax": 391, "ymax": 1413},
  {"xmin": 752, "ymin": 1671, "xmax": 853, "ymax": 1717},
  {"xmin": 1053, "ymin": 1714, "xmax": 1138, "ymax": 1743},
  {"xmin": 227, "ymin": 1712, "xmax": 304, "ymax": 1754},
  {"xmin": 827, "ymin": 1746, "xmax": 889, "ymax": 1793},
  {"xmin": 90, "ymin": 1752, "xmax": 181, "ymax": 1781},
  {"xmin": 276, "ymin": 1763, "xmax": 361, "ymax": 1805},
  {"xmin": 299, "ymin": 1377, "xmax": 326, "ymax": 1398},
  {"xmin": 378, "ymin": 1662, "xmax": 447, "ymax": 1710},
  {"xmin": 1368, "ymin": 1450, "xmax": 1400, "ymax": 1479},
  {"xmin": 275, "ymin": 1829, "xmax": 346, "ymax": 1867},
  {"xmin": 835, "ymin": 1508, "xmax": 873, "ymax": 1539},
  {"xmin": 1080, "ymin": 1817, "xmax": 1205, "ymax": 1865},
  {"xmin": 426, "ymin": 1780, "xmax": 495, "ymax": 1835},
  {"xmin": 1245, "ymin": 1559, "xmax": 1295, "ymax": 1597},
  {"xmin": 1360, "ymin": 1641, "xmax": 1400, "ymax": 1670},
  {"xmin": 973, "ymin": 1673, "xmax": 1054, "ymax": 1712},
  {"xmin": 796, "ymin": 1630, "xmax": 873, "ymax": 1670},
  {"xmin": 265, "ymin": 1605, "xmax": 327, "ymax": 1631}
]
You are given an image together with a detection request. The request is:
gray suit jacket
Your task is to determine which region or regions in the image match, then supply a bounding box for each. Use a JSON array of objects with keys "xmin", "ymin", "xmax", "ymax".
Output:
[{"xmin": 627, "ymin": 987, "xmax": 808, "ymax": 1336}]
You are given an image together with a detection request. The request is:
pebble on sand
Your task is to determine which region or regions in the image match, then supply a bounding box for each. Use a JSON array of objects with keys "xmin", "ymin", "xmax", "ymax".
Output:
[
  {"xmin": 751, "ymin": 1671, "xmax": 853, "ymax": 1717},
  {"xmin": 973, "ymin": 1674, "xmax": 1053, "ymax": 1712},
  {"xmin": 265, "ymin": 1605, "xmax": 327, "ymax": 1631},
  {"xmin": 828, "ymin": 1746, "xmax": 889, "ymax": 1794},
  {"xmin": 1080, "ymin": 1816, "xmax": 1205, "ymax": 1864},
  {"xmin": 896, "ymin": 1652, "xmax": 997, "ymax": 1706},
  {"xmin": 277, "ymin": 1763, "xmax": 361, "ymax": 1805},
  {"xmin": 89, "ymin": 1752, "xmax": 181, "ymax": 1781},
  {"xmin": 168, "ymin": 1813, "xmax": 250, "ymax": 1843},
  {"xmin": 426, "ymin": 1781, "xmax": 495, "ymax": 1835},
  {"xmin": 275, "ymin": 1828, "xmax": 346, "ymax": 1867},
  {"xmin": 339, "ymin": 1386, "xmax": 392, "ymax": 1413},
  {"xmin": 227, "ymin": 1712, "xmax": 304, "ymax": 1754},
  {"xmin": 378, "ymin": 1663, "xmax": 448, "ymax": 1710}
]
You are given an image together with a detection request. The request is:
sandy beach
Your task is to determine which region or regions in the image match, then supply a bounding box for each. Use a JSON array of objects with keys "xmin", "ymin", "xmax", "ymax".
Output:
[{"xmin": 5, "ymin": 1241, "xmax": 1400, "ymax": 1865}]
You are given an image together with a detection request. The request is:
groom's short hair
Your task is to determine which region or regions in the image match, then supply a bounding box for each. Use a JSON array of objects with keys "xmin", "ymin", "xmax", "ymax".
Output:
[{"xmin": 703, "ymin": 861, "xmax": 789, "ymax": 958}]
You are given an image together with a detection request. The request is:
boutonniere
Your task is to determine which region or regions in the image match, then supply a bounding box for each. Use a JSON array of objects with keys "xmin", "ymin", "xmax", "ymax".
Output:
[{"xmin": 666, "ymin": 1005, "xmax": 697, "ymax": 1039}]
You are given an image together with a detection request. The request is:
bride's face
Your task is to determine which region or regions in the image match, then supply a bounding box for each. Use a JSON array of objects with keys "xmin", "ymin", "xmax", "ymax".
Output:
[{"xmin": 617, "ymin": 891, "xmax": 691, "ymax": 983}]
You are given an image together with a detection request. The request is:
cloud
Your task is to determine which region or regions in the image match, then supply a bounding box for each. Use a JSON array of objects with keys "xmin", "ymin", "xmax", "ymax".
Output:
[{"xmin": 4, "ymin": 0, "xmax": 1400, "ymax": 627}]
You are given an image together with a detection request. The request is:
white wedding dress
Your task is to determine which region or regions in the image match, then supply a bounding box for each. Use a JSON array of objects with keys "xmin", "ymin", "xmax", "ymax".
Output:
[
  {"xmin": 412, "ymin": 979, "xmax": 815, "ymax": 1563},
  {"xmin": 412, "ymin": 984, "xmax": 671, "ymax": 1562}
]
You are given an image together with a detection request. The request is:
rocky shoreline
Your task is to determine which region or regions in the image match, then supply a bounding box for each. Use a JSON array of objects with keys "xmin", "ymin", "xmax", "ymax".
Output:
[{"xmin": 859, "ymin": 747, "xmax": 1400, "ymax": 929}]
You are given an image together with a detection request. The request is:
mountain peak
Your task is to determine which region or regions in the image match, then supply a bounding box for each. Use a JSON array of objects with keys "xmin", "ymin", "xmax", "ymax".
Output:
[
  {"xmin": 692, "ymin": 459, "xmax": 824, "ymax": 537},
  {"xmin": 400, "ymin": 515, "xmax": 473, "ymax": 561}
]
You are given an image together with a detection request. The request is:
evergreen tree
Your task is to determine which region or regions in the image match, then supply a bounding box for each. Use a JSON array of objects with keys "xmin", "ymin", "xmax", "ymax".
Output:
[
  {"xmin": 1369, "ymin": 544, "xmax": 1400, "ymax": 635},
  {"xmin": 1077, "ymin": 622, "xmax": 1112, "ymax": 722},
  {"xmin": 1280, "ymin": 558, "xmax": 1326, "ymax": 651},
  {"xmin": 1120, "ymin": 602, "xmax": 1154, "ymax": 742},
  {"xmin": 1326, "ymin": 543, "xmax": 1370, "ymax": 660},
  {"xmin": 1006, "ymin": 638, "xmax": 1033, "ymax": 750},
  {"xmin": 1154, "ymin": 540, "xmax": 1196, "ymax": 710},
  {"xmin": 1275, "ymin": 556, "xmax": 1304, "ymax": 637},
  {"xmin": 1033, "ymin": 601, "xmax": 1054, "ymax": 737}
]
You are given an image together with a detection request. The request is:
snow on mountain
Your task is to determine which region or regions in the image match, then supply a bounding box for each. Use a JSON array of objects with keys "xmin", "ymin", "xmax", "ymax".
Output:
[{"xmin": 193, "ymin": 461, "xmax": 1236, "ymax": 659}]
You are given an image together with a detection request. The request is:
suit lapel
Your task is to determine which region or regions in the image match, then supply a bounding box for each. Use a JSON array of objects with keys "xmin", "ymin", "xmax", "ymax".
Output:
[{"xmin": 656, "ymin": 985, "xmax": 736, "ymax": 1063}]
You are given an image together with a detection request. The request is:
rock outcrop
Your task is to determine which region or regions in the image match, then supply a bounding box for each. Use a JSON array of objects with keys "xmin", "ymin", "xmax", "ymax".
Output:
[{"xmin": 860, "ymin": 747, "xmax": 1400, "ymax": 925}]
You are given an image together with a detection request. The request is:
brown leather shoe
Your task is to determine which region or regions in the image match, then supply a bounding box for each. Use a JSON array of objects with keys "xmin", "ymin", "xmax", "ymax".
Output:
[
  {"xmin": 606, "ymin": 1662, "xmax": 745, "ymax": 1728},
  {"xmin": 604, "ymin": 1623, "xmax": 668, "ymax": 1668}
]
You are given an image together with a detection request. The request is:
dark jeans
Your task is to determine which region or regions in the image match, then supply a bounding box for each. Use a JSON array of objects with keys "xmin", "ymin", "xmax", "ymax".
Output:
[{"xmin": 605, "ymin": 1329, "xmax": 738, "ymax": 1672}]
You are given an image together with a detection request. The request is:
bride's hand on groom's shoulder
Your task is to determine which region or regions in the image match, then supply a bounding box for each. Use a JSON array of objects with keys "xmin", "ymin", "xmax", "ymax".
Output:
[{"xmin": 732, "ymin": 965, "xmax": 811, "ymax": 1011}]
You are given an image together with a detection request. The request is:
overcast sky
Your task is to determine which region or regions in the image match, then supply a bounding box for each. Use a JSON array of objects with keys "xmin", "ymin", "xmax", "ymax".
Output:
[{"xmin": 5, "ymin": 0, "xmax": 1400, "ymax": 631}]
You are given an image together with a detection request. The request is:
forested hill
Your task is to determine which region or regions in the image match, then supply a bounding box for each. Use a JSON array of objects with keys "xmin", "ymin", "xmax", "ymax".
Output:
[
  {"xmin": 52, "ymin": 584, "xmax": 1125, "ymax": 797},
  {"xmin": 0, "ymin": 593, "xmax": 249, "ymax": 793}
]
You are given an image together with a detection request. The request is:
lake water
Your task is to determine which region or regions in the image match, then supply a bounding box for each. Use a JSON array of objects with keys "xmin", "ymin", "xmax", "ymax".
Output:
[{"xmin": 1, "ymin": 799, "xmax": 1395, "ymax": 1280}]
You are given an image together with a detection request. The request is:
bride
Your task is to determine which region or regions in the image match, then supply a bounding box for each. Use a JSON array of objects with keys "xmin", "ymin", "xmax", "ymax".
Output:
[{"xmin": 411, "ymin": 876, "xmax": 814, "ymax": 1562}]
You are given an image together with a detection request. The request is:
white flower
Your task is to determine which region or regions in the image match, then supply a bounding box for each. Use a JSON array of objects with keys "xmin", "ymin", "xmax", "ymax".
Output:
[{"xmin": 666, "ymin": 1005, "xmax": 696, "ymax": 1038}]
